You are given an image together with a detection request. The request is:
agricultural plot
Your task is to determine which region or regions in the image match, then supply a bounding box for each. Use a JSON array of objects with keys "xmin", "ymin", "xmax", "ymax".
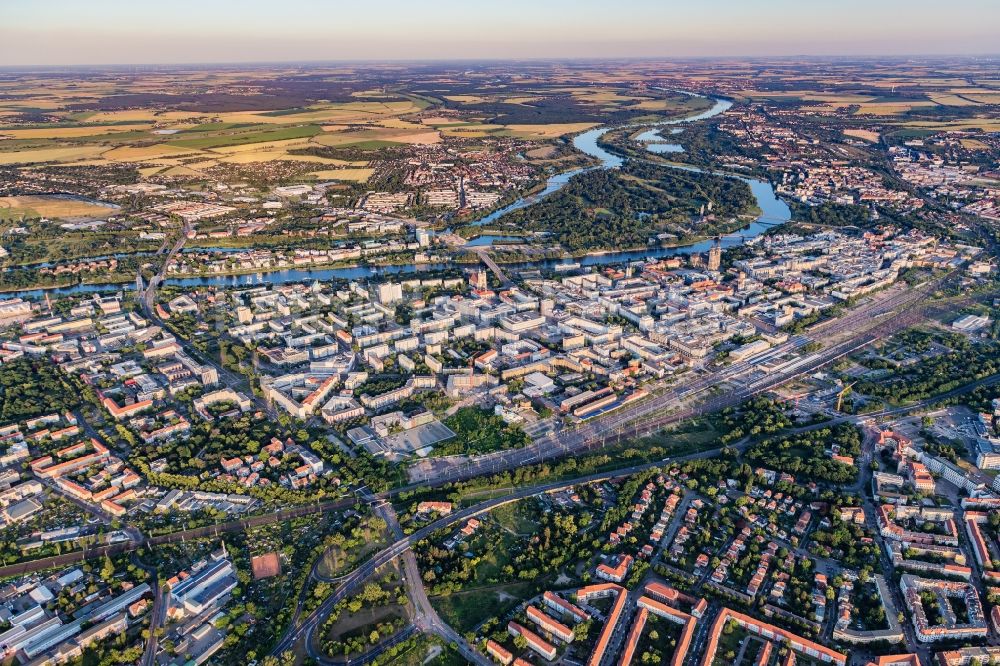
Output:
[{"xmin": 0, "ymin": 195, "xmax": 117, "ymax": 220}]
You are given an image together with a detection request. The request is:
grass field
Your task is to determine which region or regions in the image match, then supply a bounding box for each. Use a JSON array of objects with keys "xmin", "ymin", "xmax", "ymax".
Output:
[
  {"xmin": 504, "ymin": 96, "xmax": 543, "ymax": 105},
  {"xmin": 207, "ymin": 137, "xmax": 315, "ymax": 153},
  {"xmin": 500, "ymin": 122, "xmax": 597, "ymax": 139},
  {"xmin": 217, "ymin": 151, "xmax": 358, "ymax": 166},
  {"xmin": 0, "ymin": 124, "xmax": 154, "ymax": 139},
  {"xmin": 929, "ymin": 94, "xmax": 981, "ymax": 107},
  {"xmin": 0, "ymin": 80, "xmax": 621, "ymax": 175},
  {"xmin": 101, "ymin": 144, "xmax": 201, "ymax": 161},
  {"xmin": 379, "ymin": 635, "xmax": 465, "ymax": 666},
  {"xmin": 743, "ymin": 91, "xmax": 874, "ymax": 103},
  {"xmin": 963, "ymin": 93, "xmax": 1000, "ymax": 104},
  {"xmin": 313, "ymin": 127, "xmax": 441, "ymax": 146},
  {"xmin": 439, "ymin": 123, "xmax": 504, "ymax": 138},
  {"xmin": 3, "ymin": 67, "xmax": 993, "ymax": 197},
  {"xmin": 34, "ymin": 100, "xmax": 427, "ymax": 129},
  {"xmin": 525, "ymin": 145, "xmax": 558, "ymax": 159},
  {"xmin": 575, "ymin": 91, "xmax": 644, "ymax": 104},
  {"xmin": 903, "ymin": 119, "xmax": 1000, "ymax": 132},
  {"xmin": 854, "ymin": 101, "xmax": 938, "ymax": 115},
  {"xmin": 159, "ymin": 166, "xmax": 205, "ymax": 178},
  {"xmin": 420, "ymin": 116, "xmax": 470, "ymax": 126},
  {"xmin": 443, "ymin": 95, "xmax": 488, "ymax": 104},
  {"xmin": 431, "ymin": 582, "xmax": 535, "ymax": 634},
  {"xmin": 641, "ymin": 416, "xmax": 722, "ymax": 449}
]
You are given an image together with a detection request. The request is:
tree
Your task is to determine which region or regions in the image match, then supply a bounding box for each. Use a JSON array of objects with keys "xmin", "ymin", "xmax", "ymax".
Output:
[
  {"xmin": 100, "ymin": 555, "xmax": 115, "ymax": 583},
  {"xmin": 359, "ymin": 582, "xmax": 389, "ymax": 605}
]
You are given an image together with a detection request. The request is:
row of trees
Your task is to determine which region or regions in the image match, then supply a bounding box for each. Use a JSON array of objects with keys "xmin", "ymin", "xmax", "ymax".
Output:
[{"xmin": 716, "ymin": 398, "xmax": 793, "ymax": 445}]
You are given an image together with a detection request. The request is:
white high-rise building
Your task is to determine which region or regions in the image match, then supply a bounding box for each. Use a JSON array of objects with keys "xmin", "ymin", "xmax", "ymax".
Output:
[{"xmin": 377, "ymin": 283, "xmax": 403, "ymax": 305}]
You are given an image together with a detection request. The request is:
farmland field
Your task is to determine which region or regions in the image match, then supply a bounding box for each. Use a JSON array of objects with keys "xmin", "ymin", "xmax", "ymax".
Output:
[
  {"xmin": 0, "ymin": 74, "xmax": 719, "ymax": 183},
  {"xmin": 500, "ymin": 123, "xmax": 598, "ymax": 139},
  {"xmin": 0, "ymin": 59, "xmax": 997, "ymax": 276},
  {"xmin": 0, "ymin": 195, "xmax": 118, "ymax": 220},
  {"xmin": 0, "ymin": 145, "xmax": 108, "ymax": 165},
  {"xmin": 307, "ymin": 168, "xmax": 375, "ymax": 182},
  {"xmin": 843, "ymin": 129, "xmax": 881, "ymax": 142},
  {"xmin": 166, "ymin": 125, "xmax": 324, "ymax": 149}
]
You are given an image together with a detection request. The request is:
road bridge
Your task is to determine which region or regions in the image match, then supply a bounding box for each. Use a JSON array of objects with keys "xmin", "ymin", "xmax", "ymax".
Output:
[{"xmin": 473, "ymin": 248, "xmax": 513, "ymax": 287}]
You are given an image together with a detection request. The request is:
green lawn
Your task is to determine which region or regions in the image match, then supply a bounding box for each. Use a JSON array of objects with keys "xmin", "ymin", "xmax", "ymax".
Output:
[
  {"xmin": 490, "ymin": 502, "xmax": 541, "ymax": 535},
  {"xmin": 431, "ymin": 582, "xmax": 536, "ymax": 634},
  {"xmin": 645, "ymin": 417, "xmax": 722, "ymax": 448}
]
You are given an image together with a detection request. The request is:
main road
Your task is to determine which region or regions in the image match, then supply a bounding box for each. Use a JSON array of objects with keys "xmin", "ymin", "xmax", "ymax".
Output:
[
  {"xmin": 272, "ymin": 355, "xmax": 991, "ymax": 659},
  {"xmin": 125, "ymin": 201, "xmax": 967, "ymax": 660},
  {"xmin": 269, "ymin": 440, "xmax": 740, "ymax": 656},
  {"xmin": 272, "ymin": 273, "xmax": 968, "ymax": 657},
  {"xmin": 136, "ymin": 221, "xmax": 275, "ymax": 417}
]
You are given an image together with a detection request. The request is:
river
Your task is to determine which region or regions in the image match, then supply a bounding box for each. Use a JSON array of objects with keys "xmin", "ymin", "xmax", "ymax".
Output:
[{"xmin": 5, "ymin": 92, "xmax": 790, "ymax": 300}]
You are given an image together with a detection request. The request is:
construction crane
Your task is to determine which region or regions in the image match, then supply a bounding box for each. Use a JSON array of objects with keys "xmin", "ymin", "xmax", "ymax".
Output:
[{"xmin": 835, "ymin": 381, "xmax": 857, "ymax": 412}]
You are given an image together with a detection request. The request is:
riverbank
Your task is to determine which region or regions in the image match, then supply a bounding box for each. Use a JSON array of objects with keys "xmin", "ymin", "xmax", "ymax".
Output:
[{"xmin": 1, "ymin": 90, "xmax": 793, "ymax": 301}]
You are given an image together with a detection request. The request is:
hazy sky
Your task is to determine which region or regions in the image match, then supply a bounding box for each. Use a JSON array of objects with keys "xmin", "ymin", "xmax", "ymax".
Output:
[{"xmin": 2, "ymin": 0, "xmax": 998, "ymax": 66}]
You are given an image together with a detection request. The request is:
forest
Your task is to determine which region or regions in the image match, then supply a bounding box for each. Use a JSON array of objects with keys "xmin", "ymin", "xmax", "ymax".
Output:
[
  {"xmin": 0, "ymin": 357, "xmax": 82, "ymax": 423},
  {"xmin": 437, "ymin": 407, "xmax": 530, "ymax": 457},
  {"xmin": 497, "ymin": 161, "xmax": 756, "ymax": 251},
  {"xmin": 745, "ymin": 423, "xmax": 862, "ymax": 485}
]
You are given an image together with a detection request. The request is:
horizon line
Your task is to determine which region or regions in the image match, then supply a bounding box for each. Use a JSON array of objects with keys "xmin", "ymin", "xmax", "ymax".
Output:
[{"xmin": 2, "ymin": 52, "xmax": 1000, "ymax": 71}]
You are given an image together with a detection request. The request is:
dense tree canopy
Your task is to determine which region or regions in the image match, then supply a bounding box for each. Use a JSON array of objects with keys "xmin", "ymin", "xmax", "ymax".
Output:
[
  {"xmin": 0, "ymin": 357, "xmax": 81, "ymax": 422},
  {"xmin": 746, "ymin": 423, "xmax": 861, "ymax": 485},
  {"xmin": 499, "ymin": 161, "xmax": 756, "ymax": 251}
]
